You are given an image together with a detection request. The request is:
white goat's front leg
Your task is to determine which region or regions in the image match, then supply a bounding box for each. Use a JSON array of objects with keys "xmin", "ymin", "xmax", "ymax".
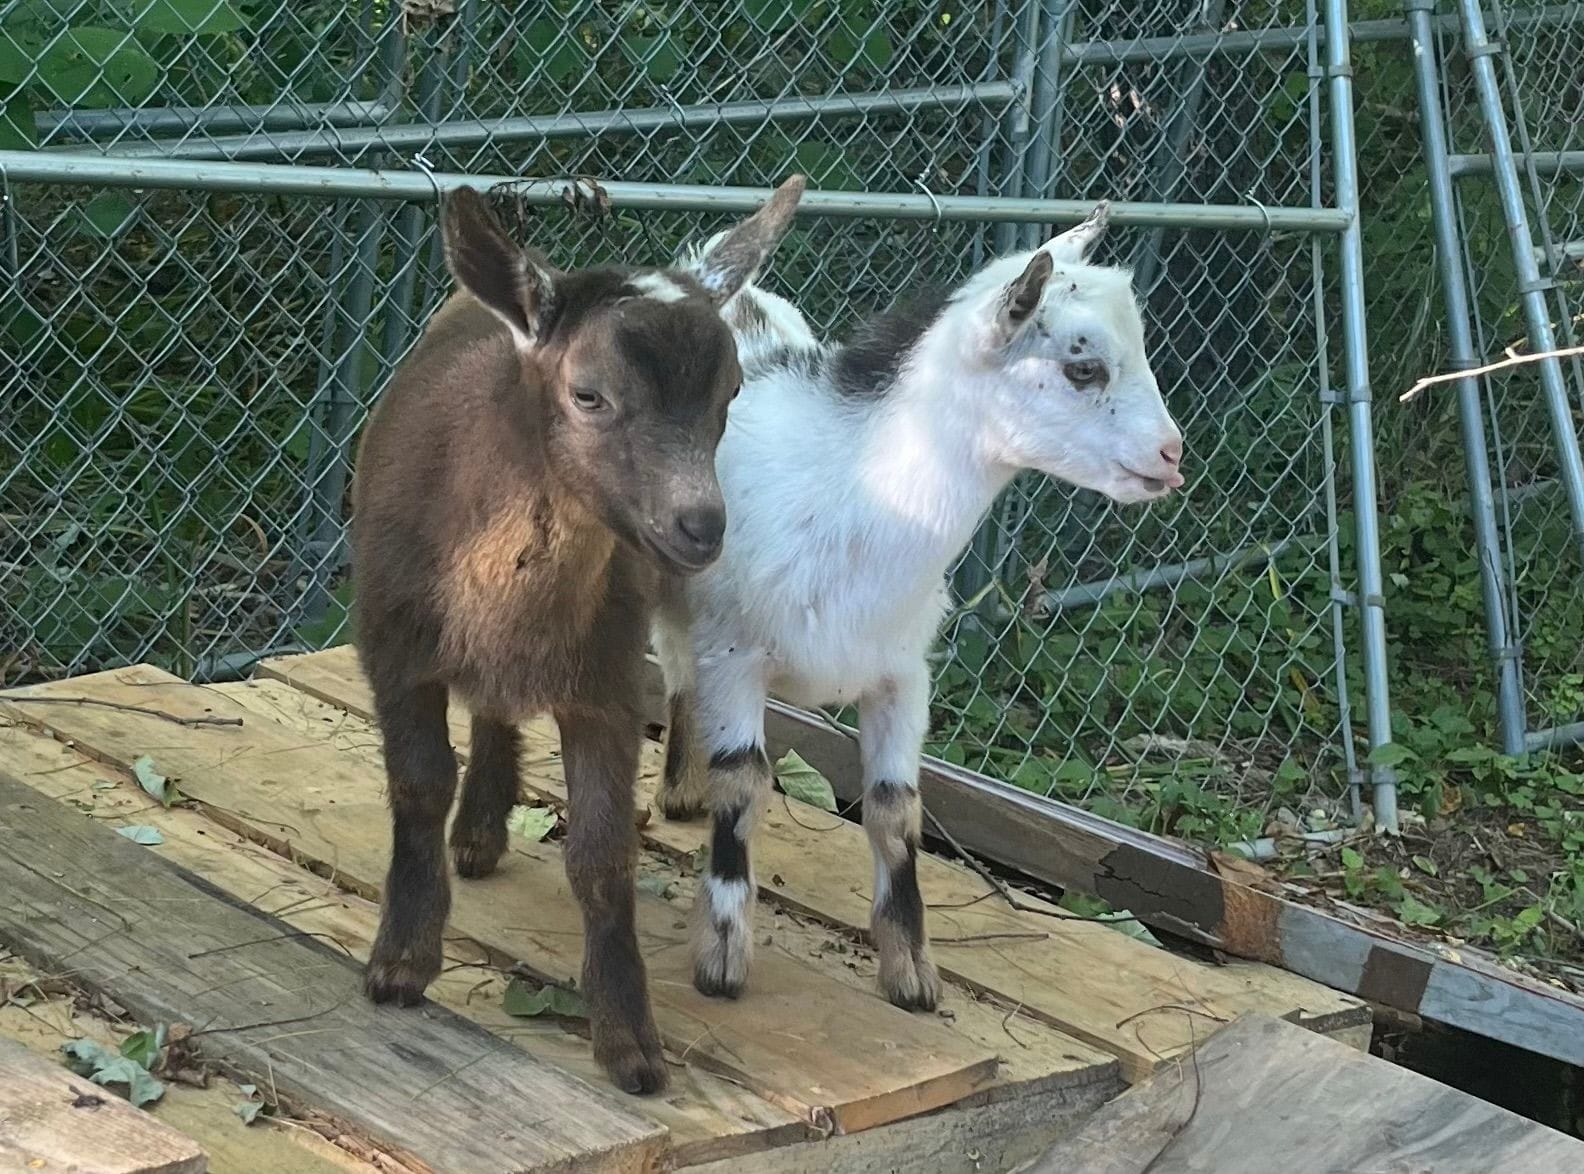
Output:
[
  {"xmin": 653, "ymin": 615, "xmax": 708, "ymax": 821},
  {"xmin": 860, "ymin": 668, "xmax": 941, "ymax": 1011},
  {"xmin": 689, "ymin": 659, "xmax": 771, "ymax": 999}
]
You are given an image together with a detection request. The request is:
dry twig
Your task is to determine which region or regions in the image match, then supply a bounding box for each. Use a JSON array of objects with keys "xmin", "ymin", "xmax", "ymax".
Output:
[
  {"xmin": 921, "ymin": 803, "xmax": 1139, "ymax": 924},
  {"xmin": 0, "ymin": 693, "xmax": 244, "ymax": 728},
  {"xmin": 1399, "ymin": 343, "xmax": 1584, "ymax": 404}
]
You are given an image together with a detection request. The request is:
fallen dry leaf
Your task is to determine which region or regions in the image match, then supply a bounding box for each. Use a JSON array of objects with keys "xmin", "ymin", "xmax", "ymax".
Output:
[{"xmin": 1210, "ymin": 849, "xmax": 1281, "ymax": 892}]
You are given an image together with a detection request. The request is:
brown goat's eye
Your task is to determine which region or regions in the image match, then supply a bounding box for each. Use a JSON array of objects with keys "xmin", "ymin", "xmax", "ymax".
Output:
[
  {"xmin": 731, "ymin": 383, "xmax": 742, "ymax": 401},
  {"xmin": 571, "ymin": 388, "xmax": 609, "ymax": 413},
  {"xmin": 1063, "ymin": 360, "xmax": 1106, "ymax": 389}
]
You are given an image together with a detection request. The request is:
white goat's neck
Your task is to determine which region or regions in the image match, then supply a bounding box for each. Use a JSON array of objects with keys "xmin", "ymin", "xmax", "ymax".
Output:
[{"xmin": 848, "ymin": 317, "xmax": 1017, "ymax": 580}]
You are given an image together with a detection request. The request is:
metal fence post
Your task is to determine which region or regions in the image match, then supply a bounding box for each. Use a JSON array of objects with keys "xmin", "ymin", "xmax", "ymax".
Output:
[
  {"xmin": 1455, "ymin": 0, "xmax": 1584, "ymax": 567},
  {"xmin": 1324, "ymin": 0, "xmax": 1399, "ymax": 830},
  {"xmin": 1405, "ymin": 0, "xmax": 1527, "ymax": 757}
]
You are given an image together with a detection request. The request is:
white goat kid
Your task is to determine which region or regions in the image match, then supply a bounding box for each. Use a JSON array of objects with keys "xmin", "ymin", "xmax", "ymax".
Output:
[{"xmin": 657, "ymin": 203, "xmax": 1185, "ymax": 1011}]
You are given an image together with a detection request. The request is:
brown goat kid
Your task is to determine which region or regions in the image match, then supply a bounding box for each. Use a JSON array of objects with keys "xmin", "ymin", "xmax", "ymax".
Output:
[{"xmin": 350, "ymin": 177, "xmax": 806, "ymax": 1095}]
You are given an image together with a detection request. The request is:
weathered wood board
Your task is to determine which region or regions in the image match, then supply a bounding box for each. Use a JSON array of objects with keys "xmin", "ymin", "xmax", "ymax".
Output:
[
  {"xmin": 0, "ymin": 773, "xmax": 667, "ymax": 1174},
  {"xmin": 0, "ymin": 712, "xmax": 1119, "ymax": 1167},
  {"xmin": 1025, "ymin": 1014, "xmax": 1584, "ymax": 1174},
  {"xmin": 2, "ymin": 669, "xmax": 1001, "ymax": 1136},
  {"xmin": 257, "ymin": 647, "xmax": 1370, "ymax": 1080},
  {"xmin": 657, "ymin": 659, "xmax": 1584, "ymax": 1070},
  {"xmin": 0, "ymin": 1037, "xmax": 209, "ymax": 1174}
]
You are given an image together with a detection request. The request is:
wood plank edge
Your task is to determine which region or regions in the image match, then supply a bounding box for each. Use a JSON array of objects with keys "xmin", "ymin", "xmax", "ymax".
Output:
[{"xmin": 0, "ymin": 771, "xmax": 668, "ymax": 1174}]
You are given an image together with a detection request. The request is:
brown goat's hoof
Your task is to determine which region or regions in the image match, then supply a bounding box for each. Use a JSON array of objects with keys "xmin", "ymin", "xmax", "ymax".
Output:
[
  {"xmin": 658, "ymin": 788, "xmax": 705, "ymax": 822},
  {"xmin": 880, "ymin": 954, "xmax": 941, "ymax": 1013},
  {"xmin": 451, "ymin": 827, "xmax": 508, "ymax": 879},
  {"xmin": 363, "ymin": 956, "xmax": 438, "ymax": 1007},
  {"xmin": 595, "ymin": 1022, "xmax": 669, "ymax": 1096}
]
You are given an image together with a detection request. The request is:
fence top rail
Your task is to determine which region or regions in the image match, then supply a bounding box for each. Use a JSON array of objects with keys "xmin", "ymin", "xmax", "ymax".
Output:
[{"xmin": 0, "ymin": 151, "xmax": 1352, "ymax": 232}]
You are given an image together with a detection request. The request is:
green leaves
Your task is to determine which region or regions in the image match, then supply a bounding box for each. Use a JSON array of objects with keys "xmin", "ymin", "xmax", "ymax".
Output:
[
  {"xmin": 0, "ymin": 90, "xmax": 34, "ymax": 149},
  {"xmin": 623, "ymin": 33, "xmax": 680, "ymax": 83},
  {"xmin": 62, "ymin": 1037, "xmax": 166, "ymax": 1108},
  {"xmin": 36, "ymin": 27, "xmax": 159, "ymax": 108},
  {"xmin": 116, "ymin": 825, "xmax": 165, "ymax": 845},
  {"xmin": 128, "ymin": 0, "xmax": 246, "ymax": 36},
  {"xmin": 506, "ymin": 804, "xmax": 557, "ymax": 843},
  {"xmin": 825, "ymin": 22, "xmax": 893, "ymax": 73},
  {"xmin": 743, "ymin": 0, "xmax": 816, "ymax": 31},
  {"xmin": 133, "ymin": 754, "xmax": 182, "ymax": 807},
  {"xmin": 78, "ymin": 193, "xmax": 138, "ymax": 238},
  {"xmin": 521, "ymin": 19, "xmax": 585, "ymax": 85},
  {"xmin": 774, "ymin": 749, "xmax": 837, "ymax": 812},
  {"xmin": 502, "ymin": 978, "xmax": 586, "ymax": 1019}
]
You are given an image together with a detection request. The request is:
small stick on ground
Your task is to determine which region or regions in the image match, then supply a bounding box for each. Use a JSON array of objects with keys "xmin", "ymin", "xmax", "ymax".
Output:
[{"xmin": 0, "ymin": 693, "xmax": 245, "ymax": 728}]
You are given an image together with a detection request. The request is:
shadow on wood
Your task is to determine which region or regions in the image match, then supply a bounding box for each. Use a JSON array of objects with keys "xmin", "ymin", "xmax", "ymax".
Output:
[{"xmin": 1021, "ymin": 1014, "xmax": 1584, "ymax": 1174}]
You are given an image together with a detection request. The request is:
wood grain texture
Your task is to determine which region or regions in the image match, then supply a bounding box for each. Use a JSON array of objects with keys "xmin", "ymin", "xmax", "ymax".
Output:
[
  {"xmin": 0, "ymin": 1036, "xmax": 209, "ymax": 1174},
  {"xmin": 257, "ymin": 648, "xmax": 1368, "ymax": 1081},
  {"xmin": 608, "ymin": 654, "xmax": 1584, "ymax": 1070},
  {"xmin": 1025, "ymin": 1014, "xmax": 1584, "ymax": 1174},
  {"xmin": 685, "ymin": 1078, "xmax": 1113, "ymax": 1174},
  {"xmin": 0, "ymin": 716, "xmax": 804, "ymax": 1169},
  {"xmin": 3, "ymin": 669, "xmax": 999, "ymax": 1136},
  {"xmin": 214, "ymin": 678, "xmax": 1118, "ymax": 1104},
  {"xmin": 1, "ymin": 954, "xmax": 380, "ymax": 1174},
  {"xmin": 0, "ymin": 774, "xmax": 666, "ymax": 1174}
]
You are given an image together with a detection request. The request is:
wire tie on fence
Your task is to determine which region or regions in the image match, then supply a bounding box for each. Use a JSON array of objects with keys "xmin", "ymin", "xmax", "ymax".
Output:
[
  {"xmin": 409, "ymin": 151, "xmax": 444, "ymax": 206},
  {"xmin": 1243, "ymin": 187, "xmax": 1273, "ymax": 238},
  {"xmin": 1517, "ymin": 276, "xmax": 1556, "ymax": 295},
  {"xmin": 1466, "ymin": 40, "xmax": 1504, "ymax": 59},
  {"xmin": 915, "ymin": 172, "xmax": 944, "ymax": 230}
]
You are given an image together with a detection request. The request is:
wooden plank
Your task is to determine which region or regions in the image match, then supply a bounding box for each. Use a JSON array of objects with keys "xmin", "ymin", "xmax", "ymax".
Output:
[
  {"xmin": 1, "ymin": 711, "xmax": 1116, "ymax": 1166},
  {"xmin": 0, "ymin": 774, "xmax": 666, "ymax": 1174},
  {"xmin": 3, "ymin": 670, "xmax": 999, "ymax": 1136},
  {"xmin": 1, "ymin": 953, "xmax": 381, "ymax": 1174},
  {"xmin": 619, "ymin": 657, "xmax": 1584, "ymax": 1070},
  {"xmin": 0, "ymin": 718, "xmax": 805, "ymax": 1169},
  {"xmin": 0, "ymin": 1036, "xmax": 208, "ymax": 1174},
  {"xmin": 207, "ymin": 683, "xmax": 1120, "ymax": 1101},
  {"xmin": 258, "ymin": 648, "xmax": 1368, "ymax": 1081},
  {"xmin": 1025, "ymin": 1014, "xmax": 1584, "ymax": 1173},
  {"xmin": 685, "ymin": 1080, "xmax": 1111, "ymax": 1174}
]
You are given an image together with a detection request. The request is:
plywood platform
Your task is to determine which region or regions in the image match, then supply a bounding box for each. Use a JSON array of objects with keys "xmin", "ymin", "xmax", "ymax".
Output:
[{"xmin": 0, "ymin": 652, "xmax": 1370, "ymax": 1171}]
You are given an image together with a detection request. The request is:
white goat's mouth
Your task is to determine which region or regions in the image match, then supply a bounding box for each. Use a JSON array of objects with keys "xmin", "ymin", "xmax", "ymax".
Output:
[{"xmin": 1117, "ymin": 465, "xmax": 1181, "ymax": 498}]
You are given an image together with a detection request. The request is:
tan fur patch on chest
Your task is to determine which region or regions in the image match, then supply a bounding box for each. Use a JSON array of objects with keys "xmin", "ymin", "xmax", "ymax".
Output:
[{"xmin": 439, "ymin": 492, "xmax": 614, "ymax": 664}]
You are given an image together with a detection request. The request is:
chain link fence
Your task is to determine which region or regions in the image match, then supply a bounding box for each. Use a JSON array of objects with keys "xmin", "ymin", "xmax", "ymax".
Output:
[{"xmin": 3, "ymin": 0, "xmax": 1580, "ymax": 846}]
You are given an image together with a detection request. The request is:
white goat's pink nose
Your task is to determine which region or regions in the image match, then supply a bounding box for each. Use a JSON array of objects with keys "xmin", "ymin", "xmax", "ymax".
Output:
[{"xmin": 1159, "ymin": 437, "xmax": 1186, "ymax": 488}]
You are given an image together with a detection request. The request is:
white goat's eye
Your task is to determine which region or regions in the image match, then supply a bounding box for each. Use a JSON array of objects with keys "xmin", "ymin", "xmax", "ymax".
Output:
[
  {"xmin": 1063, "ymin": 360, "xmax": 1106, "ymax": 389},
  {"xmin": 571, "ymin": 388, "xmax": 609, "ymax": 413}
]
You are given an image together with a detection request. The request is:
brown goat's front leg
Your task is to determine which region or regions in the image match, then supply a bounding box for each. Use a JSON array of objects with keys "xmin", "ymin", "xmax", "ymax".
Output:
[
  {"xmin": 556, "ymin": 706, "xmax": 667, "ymax": 1096},
  {"xmin": 451, "ymin": 715, "xmax": 520, "ymax": 878},
  {"xmin": 367, "ymin": 681, "xmax": 457, "ymax": 1006}
]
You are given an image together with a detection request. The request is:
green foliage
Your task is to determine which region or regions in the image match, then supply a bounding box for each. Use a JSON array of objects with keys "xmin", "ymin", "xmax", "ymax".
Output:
[
  {"xmin": 774, "ymin": 749, "xmax": 839, "ymax": 812},
  {"xmin": 62, "ymin": 1033, "xmax": 166, "ymax": 1107},
  {"xmin": 502, "ymin": 979, "xmax": 587, "ymax": 1019}
]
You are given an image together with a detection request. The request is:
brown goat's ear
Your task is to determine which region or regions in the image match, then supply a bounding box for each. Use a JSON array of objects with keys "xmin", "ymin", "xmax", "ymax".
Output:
[
  {"xmin": 441, "ymin": 186, "xmax": 557, "ymax": 348},
  {"xmin": 694, "ymin": 174, "xmax": 807, "ymax": 306}
]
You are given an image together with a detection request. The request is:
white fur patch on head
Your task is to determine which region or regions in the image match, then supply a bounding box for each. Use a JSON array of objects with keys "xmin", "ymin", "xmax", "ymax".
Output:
[{"xmin": 631, "ymin": 271, "xmax": 689, "ymax": 303}]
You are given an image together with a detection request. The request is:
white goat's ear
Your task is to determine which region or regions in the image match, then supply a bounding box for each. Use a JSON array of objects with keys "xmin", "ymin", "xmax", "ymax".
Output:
[
  {"xmin": 441, "ymin": 186, "xmax": 558, "ymax": 348},
  {"xmin": 1041, "ymin": 200, "xmax": 1110, "ymax": 265},
  {"xmin": 694, "ymin": 174, "xmax": 807, "ymax": 306},
  {"xmin": 995, "ymin": 250, "xmax": 1054, "ymax": 341}
]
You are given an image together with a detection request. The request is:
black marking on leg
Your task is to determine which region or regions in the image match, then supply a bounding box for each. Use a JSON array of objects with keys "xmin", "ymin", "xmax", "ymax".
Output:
[
  {"xmin": 709, "ymin": 805, "xmax": 750, "ymax": 883},
  {"xmin": 879, "ymin": 839, "xmax": 925, "ymax": 946},
  {"xmin": 709, "ymin": 744, "xmax": 767, "ymax": 771}
]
